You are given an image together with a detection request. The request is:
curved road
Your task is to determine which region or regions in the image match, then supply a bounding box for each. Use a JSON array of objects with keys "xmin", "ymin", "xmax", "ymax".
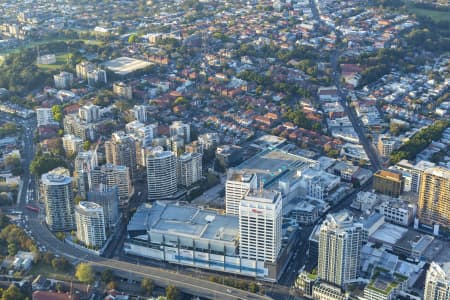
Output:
[
  {"xmin": 9, "ymin": 113, "xmax": 271, "ymax": 300},
  {"xmin": 27, "ymin": 214, "xmax": 271, "ymax": 300},
  {"xmin": 14, "ymin": 115, "xmax": 270, "ymax": 300}
]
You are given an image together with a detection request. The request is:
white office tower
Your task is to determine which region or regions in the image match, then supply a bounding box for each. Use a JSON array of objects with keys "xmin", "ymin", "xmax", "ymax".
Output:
[
  {"xmin": 424, "ymin": 262, "xmax": 450, "ymax": 300},
  {"xmin": 132, "ymin": 105, "xmax": 148, "ymax": 123},
  {"xmin": 225, "ymin": 170, "xmax": 257, "ymax": 216},
  {"xmin": 41, "ymin": 173, "xmax": 74, "ymax": 231},
  {"xmin": 146, "ymin": 147, "xmax": 177, "ymax": 201},
  {"xmin": 74, "ymin": 150, "xmax": 98, "ymax": 198},
  {"xmin": 75, "ymin": 201, "xmax": 106, "ymax": 248},
  {"xmin": 169, "ymin": 121, "xmax": 190, "ymax": 143},
  {"xmin": 318, "ymin": 211, "xmax": 363, "ymax": 287},
  {"xmin": 78, "ymin": 103, "xmax": 100, "ymax": 123},
  {"xmin": 239, "ymin": 189, "xmax": 282, "ymax": 263},
  {"xmin": 177, "ymin": 152, "xmax": 203, "ymax": 187},
  {"xmin": 36, "ymin": 108, "xmax": 55, "ymax": 127},
  {"xmin": 87, "ymin": 185, "xmax": 119, "ymax": 229},
  {"xmin": 90, "ymin": 164, "xmax": 132, "ymax": 207}
]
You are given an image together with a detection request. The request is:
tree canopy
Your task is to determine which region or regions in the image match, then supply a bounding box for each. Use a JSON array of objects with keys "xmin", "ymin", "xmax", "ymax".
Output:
[
  {"xmin": 390, "ymin": 120, "xmax": 449, "ymax": 164},
  {"xmin": 75, "ymin": 263, "xmax": 95, "ymax": 283},
  {"xmin": 141, "ymin": 278, "xmax": 154, "ymax": 296},
  {"xmin": 30, "ymin": 153, "xmax": 68, "ymax": 176}
]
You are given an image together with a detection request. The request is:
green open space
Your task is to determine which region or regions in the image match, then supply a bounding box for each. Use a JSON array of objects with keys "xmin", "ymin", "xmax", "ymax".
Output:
[
  {"xmin": 37, "ymin": 53, "xmax": 70, "ymax": 70},
  {"xmin": 29, "ymin": 261, "xmax": 75, "ymax": 281},
  {"xmin": 404, "ymin": 1, "xmax": 450, "ymax": 22},
  {"xmin": 0, "ymin": 38, "xmax": 102, "ymax": 58}
]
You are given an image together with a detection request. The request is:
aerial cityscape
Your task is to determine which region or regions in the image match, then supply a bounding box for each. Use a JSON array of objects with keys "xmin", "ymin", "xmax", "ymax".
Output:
[{"xmin": 0, "ymin": 0, "xmax": 448, "ymax": 299}]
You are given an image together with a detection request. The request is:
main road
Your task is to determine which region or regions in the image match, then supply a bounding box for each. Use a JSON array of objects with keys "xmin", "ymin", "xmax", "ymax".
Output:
[
  {"xmin": 14, "ymin": 115, "xmax": 270, "ymax": 300},
  {"xmin": 309, "ymin": 0, "xmax": 382, "ymax": 172},
  {"xmin": 26, "ymin": 213, "xmax": 271, "ymax": 300},
  {"xmin": 16, "ymin": 116, "xmax": 36, "ymax": 207}
]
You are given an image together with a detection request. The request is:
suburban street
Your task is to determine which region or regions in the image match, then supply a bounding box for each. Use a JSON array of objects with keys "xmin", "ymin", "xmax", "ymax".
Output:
[{"xmin": 309, "ymin": 0, "xmax": 382, "ymax": 172}]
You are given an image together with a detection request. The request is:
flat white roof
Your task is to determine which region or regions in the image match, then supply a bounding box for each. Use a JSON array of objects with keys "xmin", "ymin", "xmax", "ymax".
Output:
[{"xmin": 103, "ymin": 57, "xmax": 152, "ymax": 75}]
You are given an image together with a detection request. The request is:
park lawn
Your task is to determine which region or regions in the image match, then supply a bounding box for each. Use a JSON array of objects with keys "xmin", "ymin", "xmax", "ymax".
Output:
[
  {"xmin": 29, "ymin": 261, "xmax": 75, "ymax": 281},
  {"xmin": 405, "ymin": 2, "xmax": 450, "ymax": 22},
  {"xmin": 0, "ymin": 38, "xmax": 103, "ymax": 56},
  {"xmin": 37, "ymin": 53, "xmax": 70, "ymax": 70}
]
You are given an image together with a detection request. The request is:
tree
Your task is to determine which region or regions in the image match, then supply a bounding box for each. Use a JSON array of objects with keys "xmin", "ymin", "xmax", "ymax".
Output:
[
  {"xmin": 1, "ymin": 284, "xmax": 25, "ymax": 300},
  {"xmin": 51, "ymin": 105, "xmax": 63, "ymax": 122},
  {"xmin": 55, "ymin": 232, "xmax": 65, "ymax": 241},
  {"xmin": 83, "ymin": 140, "xmax": 91, "ymax": 151},
  {"xmin": 106, "ymin": 281, "xmax": 118, "ymax": 290},
  {"xmin": 0, "ymin": 213, "xmax": 10, "ymax": 229},
  {"xmin": 75, "ymin": 263, "xmax": 95, "ymax": 283},
  {"xmin": 206, "ymin": 173, "xmax": 219, "ymax": 188},
  {"xmin": 141, "ymin": 278, "xmax": 154, "ymax": 296},
  {"xmin": 56, "ymin": 282, "xmax": 65, "ymax": 293},
  {"xmin": 29, "ymin": 153, "xmax": 68, "ymax": 176},
  {"xmin": 41, "ymin": 252, "xmax": 55, "ymax": 264},
  {"xmin": 249, "ymin": 282, "xmax": 258, "ymax": 293},
  {"xmin": 0, "ymin": 123, "xmax": 18, "ymax": 138},
  {"xmin": 0, "ymin": 192, "xmax": 11, "ymax": 205},
  {"xmin": 128, "ymin": 34, "xmax": 138, "ymax": 44},
  {"xmin": 52, "ymin": 257, "xmax": 70, "ymax": 271},
  {"xmin": 101, "ymin": 269, "xmax": 114, "ymax": 283},
  {"xmin": 166, "ymin": 285, "xmax": 181, "ymax": 300},
  {"xmin": 7, "ymin": 243, "xmax": 17, "ymax": 256}
]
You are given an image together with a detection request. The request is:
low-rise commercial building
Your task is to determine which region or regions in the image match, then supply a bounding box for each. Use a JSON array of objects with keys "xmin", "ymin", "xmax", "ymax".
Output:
[{"xmin": 373, "ymin": 170, "xmax": 404, "ymax": 198}]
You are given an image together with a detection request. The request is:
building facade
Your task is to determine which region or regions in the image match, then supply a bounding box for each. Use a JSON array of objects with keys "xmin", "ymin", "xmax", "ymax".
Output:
[
  {"xmin": 373, "ymin": 170, "xmax": 404, "ymax": 198},
  {"xmin": 177, "ymin": 152, "xmax": 203, "ymax": 187},
  {"xmin": 62, "ymin": 134, "xmax": 83, "ymax": 156},
  {"xmin": 225, "ymin": 170, "xmax": 257, "ymax": 216},
  {"xmin": 146, "ymin": 147, "xmax": 177, "ymax": 200},
  {"xmin": 239, "ymin": 189, "xmax": 282, "ymax": 263},
  {"xmin": 113, "ymin": 82, "xmax": 132, "ymax": 99},
  {"xmin": 169, "ymin": 121, "xmax": 190, "ymax": 143},
  {"xmin": 87, "ymin": 185, "xmax": 120, "ymax": 229},
  {"xmin": 78, "ymin": 104, "xmax": 100, "ymax": 123},
  {"xmin": 132, "ymin": 105, "xmax": 148, "ymax": 123},
  {"xmin": 36, "ymin": 108, "xmax": 54, "ymax": 127},
  {"xmin": 418, "ymin": 167, "xmax": 450, "ymax": 228},
  {"xmin": 74, "ymin": 150, "xmax": 98, "ymax": 198},
  {"xmin": 124, "ymin": 202, "xmax": 280, "ymax": 281},
  {"xmin": 53, "ymin": 71, "xmax": 73, "ymax": 89},
  {"xmin": 75, "ymin": 201, "xmax": 106, "ymax": 248},
  {"xmin": 318, "ymin": 212, "xmax": 363, "ymax": 287},
  {"xmin": 377, "ymin": 135, "xmax": 397, "ymax": 157},
  {"xmin": 90, "ymin": 164, "xmax": 132, "ymax": 207},
  {"xmin": 105, "ymin": 131, "xmax": 137, "ymax": 180},
  {"xmin": 76, "ymin": 61, "xmax": 95, "ymax": 80},
  {"xmin": 378, "ymin": 199, "xmax": 415, "ymax": 227},
  {"xmin": 41, "ymin": 173, "xmax": 74, "ymax": 231},
  {"xmin": 390, "ymin": 160, "xmax": 435, "ymax": 193},
  {"xmin": 424, "ymin": 262, "xmax": 450, "ymax": 300}
]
